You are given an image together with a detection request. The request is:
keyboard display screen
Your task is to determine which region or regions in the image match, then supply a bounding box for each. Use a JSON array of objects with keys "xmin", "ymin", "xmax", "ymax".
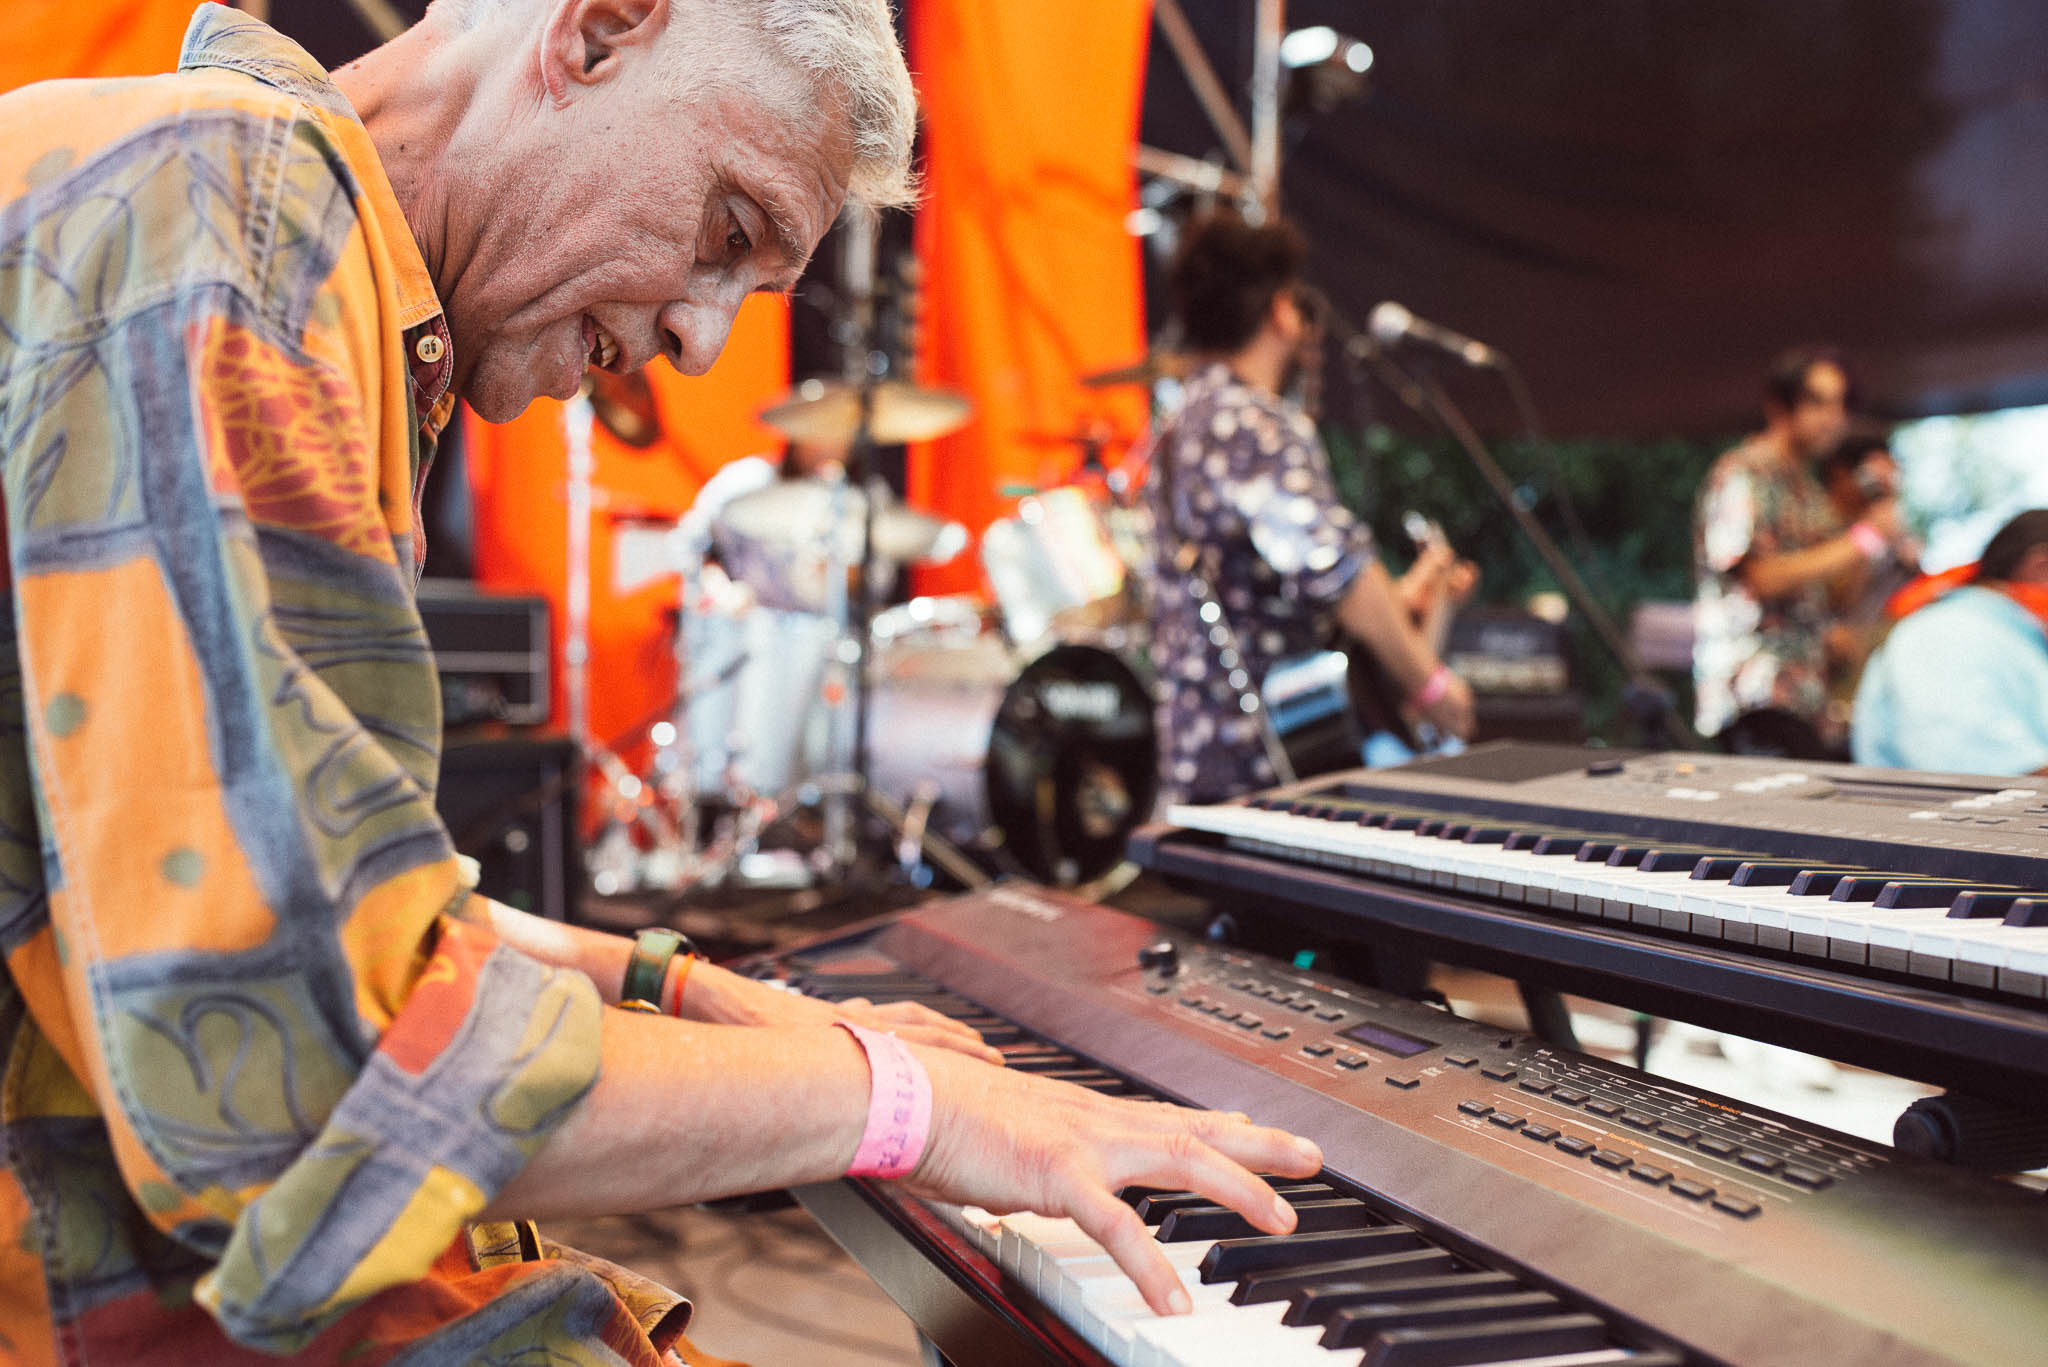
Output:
[{"xmin": 1340, "ymin": 1020, "xmax": 1437, "ymax": 1057}]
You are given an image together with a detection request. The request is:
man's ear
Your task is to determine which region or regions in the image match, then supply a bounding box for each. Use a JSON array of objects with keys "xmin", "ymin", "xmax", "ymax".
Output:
[{"xmin": 539, "ymin": 0, "xmax": 671, "ymax": 104}]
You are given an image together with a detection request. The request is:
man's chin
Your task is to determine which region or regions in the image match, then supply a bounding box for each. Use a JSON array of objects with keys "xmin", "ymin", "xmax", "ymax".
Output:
[{"xmin": 463, "ymin": 366, "xmax": 575, "ymax": 424}]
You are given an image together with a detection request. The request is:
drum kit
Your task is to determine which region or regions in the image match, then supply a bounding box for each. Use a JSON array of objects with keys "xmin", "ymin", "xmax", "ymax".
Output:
[{"xmin": 584, "ymin": 366, "xmax": 1168, "ymax": 898}]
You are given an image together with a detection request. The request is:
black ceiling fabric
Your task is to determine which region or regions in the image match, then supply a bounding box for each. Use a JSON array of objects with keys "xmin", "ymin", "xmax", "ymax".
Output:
[{"xmin": 1142, "ymin": 1, "xmax": 2048, "ymax": 437}]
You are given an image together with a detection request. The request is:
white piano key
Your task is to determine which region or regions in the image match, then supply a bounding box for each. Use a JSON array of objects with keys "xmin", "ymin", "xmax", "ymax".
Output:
[{"xmin": 1131, "ymin": 1301, "xmax": 1336, "ymax": 1367}]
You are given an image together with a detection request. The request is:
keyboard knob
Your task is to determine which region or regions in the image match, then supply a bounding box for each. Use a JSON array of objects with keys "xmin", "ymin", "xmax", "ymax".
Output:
[{"xmin": 1138, "ymin": 940, "xmax": 1182, "ymax": 976}]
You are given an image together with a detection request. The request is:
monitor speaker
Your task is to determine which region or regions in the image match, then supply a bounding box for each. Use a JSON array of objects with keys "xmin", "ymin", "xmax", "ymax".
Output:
[{"xmin": 435, "ymin": 738, "xmax": 582, "ymax": 922}]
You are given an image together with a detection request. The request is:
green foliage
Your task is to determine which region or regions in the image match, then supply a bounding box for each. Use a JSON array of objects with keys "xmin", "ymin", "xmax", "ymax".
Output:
[{"xmin": 1322, "ymin": 423, "xmax": 1734, "ymax": 742}]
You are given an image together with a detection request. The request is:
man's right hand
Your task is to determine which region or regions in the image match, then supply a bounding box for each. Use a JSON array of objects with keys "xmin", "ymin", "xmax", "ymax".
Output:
[
  {"xmin": 1861, "ymin": 496, "xmax": 1906, "ymax": 544},
  {"xmin": 900, "ymin": 1045, "xmax": 1323, "ymax": 1316}
]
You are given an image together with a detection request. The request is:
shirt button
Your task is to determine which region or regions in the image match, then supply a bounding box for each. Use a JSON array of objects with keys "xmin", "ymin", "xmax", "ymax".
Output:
[{"xmin": 414, "ymin": 332, "xmax": 447, "ymax": 365}]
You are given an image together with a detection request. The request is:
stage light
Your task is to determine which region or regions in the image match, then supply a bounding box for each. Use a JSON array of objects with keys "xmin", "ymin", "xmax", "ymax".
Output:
[{"xmin": 1280, "ymin": 26, "xmax": 1373, "ymax": 117}]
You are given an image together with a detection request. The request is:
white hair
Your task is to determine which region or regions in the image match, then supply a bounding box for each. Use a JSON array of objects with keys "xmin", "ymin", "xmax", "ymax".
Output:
[{"xmin": 440, "ymin": 0, "xmax": 918, "ymax": 209}]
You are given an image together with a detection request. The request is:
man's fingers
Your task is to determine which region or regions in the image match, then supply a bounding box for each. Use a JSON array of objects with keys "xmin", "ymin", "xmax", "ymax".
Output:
[{"xmin": 1065, "ymin": 1183, "xmax": 1190, "ymax": 1316}]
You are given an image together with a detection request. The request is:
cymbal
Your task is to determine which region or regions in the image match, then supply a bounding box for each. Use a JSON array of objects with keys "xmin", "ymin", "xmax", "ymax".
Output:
[
  {"xmin": 759, "ymin": 379, "xmax": 974, "ymax": 446},
  {"xmin": 1078, "ymin": 352, "xmax": 1195, "ymax": 389},
  {"xmin": 715, "ymin": 477, "xmax": 968, "ymax": 567}
]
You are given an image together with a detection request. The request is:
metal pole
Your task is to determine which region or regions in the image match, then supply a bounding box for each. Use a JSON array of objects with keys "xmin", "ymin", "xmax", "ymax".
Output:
[
  {"xmin": 1152, "ymin": 0, "xmax": 1256, "ymax": 176},
  {"xmin": 1249, "ymin": 0, "xmax": 1286, "ymax": 219},
  {"xmin": 561, "ymin": 391, "xmax": 597, "ymax": 751}
]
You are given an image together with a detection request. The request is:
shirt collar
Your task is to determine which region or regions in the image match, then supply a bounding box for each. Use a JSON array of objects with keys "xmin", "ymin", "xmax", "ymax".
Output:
[{"xmin": 178, "ymin": 4, "xmax": 446, "ymax": 333}]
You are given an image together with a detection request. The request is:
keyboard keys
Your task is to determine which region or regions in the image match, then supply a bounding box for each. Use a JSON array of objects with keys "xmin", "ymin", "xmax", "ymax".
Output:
[
  {"xmin": 1234, "ymin": 1248, "xmax": 1459, "ymax": 1305},
  {"xmin": 1199, "ymin": 1228, "xmax": 1411, "ymax": 1283},
  {"xmin": 1318, "ymin": 1290, "xmax": 1564, "ymax": 1349},
  {"xmin": 1360, "ymin": 1312, "xmax": 1610, "ymax": 1367}
]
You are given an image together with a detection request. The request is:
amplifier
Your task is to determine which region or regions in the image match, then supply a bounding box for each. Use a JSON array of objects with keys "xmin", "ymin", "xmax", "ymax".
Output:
[
  {"xmin": 416, "ymin": 578, "xmax": 550, "ymax": 727},
  {"xmin": 1446, "ymin": 609, "xmax": 1583, "ymax": 745},
  {"xmin": 436, "ymin": 737, "xmax": 582, "ymax": 922}
]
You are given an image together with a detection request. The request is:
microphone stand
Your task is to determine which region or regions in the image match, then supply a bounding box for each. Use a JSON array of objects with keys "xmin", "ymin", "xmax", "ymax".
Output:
[{"xmin": 1328, "ymin": 316, "xmax": 1698, "ymax": 750}]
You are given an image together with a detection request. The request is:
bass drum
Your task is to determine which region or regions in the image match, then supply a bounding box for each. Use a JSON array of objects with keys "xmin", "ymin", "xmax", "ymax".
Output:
[{"xmin": 867, "ymin": 640, "xmax": 1157, "ymax": 885}]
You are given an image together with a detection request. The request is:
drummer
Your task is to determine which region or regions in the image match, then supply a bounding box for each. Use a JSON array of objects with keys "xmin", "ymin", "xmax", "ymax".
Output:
[{"xmin": 1147, "ymin": 209, "xmax": 1477, "ymax": 804}]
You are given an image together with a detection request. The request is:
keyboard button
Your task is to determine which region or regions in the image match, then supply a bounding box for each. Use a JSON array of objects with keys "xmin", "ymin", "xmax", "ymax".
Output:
[
  {"xmin": 1619, "ymin": 1110, "xmax": 1656, "ymax": 1128},
  {"xmin": 1487, "ymin": 1112, "xmax": 1525, "ymax": 1130},
  {"xmin": 1457, "ymin": 1101, "xmax": 1494, "ymax": 1118},
  {"xmin": 1335, "ymin": 1054, "xmax": 1369, "ymax": 1070},
  {"xmin": 1782, "ymin": 1165, "xmax": 1833, "ymax": 1189},
  {"xmin": 1553, "ymin": 1136, "xmax": 1596, "ymax": 1157},
  {"xmin": 1316, "ymin": 1008, "xmax": 1345, "ymax": 1022},
  {"xmin": 1696, "ymin": 1136, "xmax": 1741, "ymax": 1159},
  {"xmin": 1669, "ymin": 1179, "xmax": 1715, "ymax": 1201},
  {"xmin": 1552, "ymin": 1088, "xmax": 1590, "ymax": 1106},
  {"xmin": 1479, "ymin": 1065, "xmax": 1518, "ymax": 1082},
  {"xmin": 1261, "ymin": 1026, "xmax": 1293, "ymax": 1040},
  {"xmin": 1657, "ymin": 1124, "xmax": 1700, "ymax": 1143},
  {"xmin": 1384, "ymin": 1075, "xmax": 1420, "ymax": 1089},
  {"xmin": 1517, "ymin": 1079, "xmax": 1555, "ymax": 1095},
  {"xmin": 1738, "ymin": 1151, "xmax": 1785, "ymax": 1174},
  {"xmin": 1443, "ymin": 1053, "xmax": 1479, "ymax": 1068},
  {"xmin": 1627, "ymin": 1164, "xmax": 1672, "ymax": 1185},
  {"xmin": 1521, "ymin": 1123, "xmax": 1561, "ymax": 1143},
  {"xmin": 1584, "ymin": 1099, "xmax": 1624, "ymax": 1118},
  {"xmin": 1589, "ymin": 1149, "xmax": 1633, "ymax": 1171},
  {"xmin": 1712, "ymin": 1194, "xmax": 1762, "ymax": 1218}
]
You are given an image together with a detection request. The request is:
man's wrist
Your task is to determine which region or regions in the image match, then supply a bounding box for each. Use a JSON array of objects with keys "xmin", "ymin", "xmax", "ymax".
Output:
[
  {"xmin": 1847, "ymin": 521, "xmax": 1888, "ymax": 560},
  {"xmin": 1410, "ymin": 662, "xmax": 1454, "ymax": 709}
]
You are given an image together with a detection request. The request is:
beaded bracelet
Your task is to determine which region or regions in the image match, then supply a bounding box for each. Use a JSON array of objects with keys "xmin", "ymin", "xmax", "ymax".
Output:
[{"xmin": 1848, "ymin": 521, "xmax": 1888, "ymax": 560}]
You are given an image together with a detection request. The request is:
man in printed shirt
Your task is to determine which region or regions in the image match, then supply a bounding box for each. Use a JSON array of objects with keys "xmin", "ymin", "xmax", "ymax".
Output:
[
  {"xmin": 1690, "ymin": 347, "xmax": 1912, "ymax": 755},
  {"xmin": 0, "ymin": 4, "xmax": 1320, "ymax": 1364},
  {"xmin": 1147, "ymin": 211, "xmax": 1474, "ymax": 805}
]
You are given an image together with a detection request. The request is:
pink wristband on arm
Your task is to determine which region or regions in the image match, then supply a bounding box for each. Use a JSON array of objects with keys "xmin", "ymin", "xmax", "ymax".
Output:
[
  {"xmin": 1847, "ymin": 521, "xmax": 1887, "ymax": 560},
  {"xmin": 1410, "ymin": 663, "xmax": 1454, "ymax": 709},
  {"xmin": 837, "ymin": 1021, "xmax": 934, "ymax": 1180}
]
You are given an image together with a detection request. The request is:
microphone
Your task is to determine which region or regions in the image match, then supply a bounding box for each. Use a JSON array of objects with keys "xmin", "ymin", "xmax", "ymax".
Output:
[{"xmin": 1368, "ymin": 301, "xmax": 1500, "ymax": 368}]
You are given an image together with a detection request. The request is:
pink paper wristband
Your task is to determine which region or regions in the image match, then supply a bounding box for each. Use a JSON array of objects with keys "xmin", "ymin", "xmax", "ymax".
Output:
[
  {"xmin": 837, "ymin": 1022, "xmax": 934, "ymax": 1180},
  {"xmin": 1410, "ymin": 662, "xmax": 1454, "ymax": 709},
  {"xmin": 1848, "ymin": 520, "xmax": 1887, "ymax": 560}
]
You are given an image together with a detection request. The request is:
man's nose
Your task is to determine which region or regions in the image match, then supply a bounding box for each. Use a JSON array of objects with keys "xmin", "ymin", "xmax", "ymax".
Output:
[{"xmin": 656, "ymin": 299, "xmax": 743, "ymax": 376}]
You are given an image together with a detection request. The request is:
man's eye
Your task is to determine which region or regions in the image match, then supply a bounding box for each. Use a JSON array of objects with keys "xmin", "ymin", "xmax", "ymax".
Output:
[{"xmin": 726, "ymin": 226, "xmax": 752, "ymax": 256}]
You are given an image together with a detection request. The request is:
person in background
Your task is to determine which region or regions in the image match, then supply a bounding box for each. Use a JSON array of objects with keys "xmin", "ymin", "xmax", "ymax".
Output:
[
  {"xmin": 1852, "ymin": 509, "xmax": 2048, "ymax": 776},
  {"xmin": 1816, "ymin": 424, "xmax": 1921, "ymax": 728},
  {"xmin": 1691, "ymin": 346, "xmax": 1912, "ymax": 757},
  {"xmin": 1145, "ymin": 210, "xmax": 1474, "ymax": 805}
]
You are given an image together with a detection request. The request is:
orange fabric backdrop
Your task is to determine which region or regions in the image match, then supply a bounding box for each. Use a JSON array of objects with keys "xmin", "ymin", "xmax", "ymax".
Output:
[
  {"xmin": 1, "ymin": 1, "xmax": 198, "ymax": 93},
  {"xmin": 464, "ymin": 297, "xmax": 792, "ymax": 755},
  {"xmin": 907, "ymin": 0, "xmax": 1155, "ymax": 597}
]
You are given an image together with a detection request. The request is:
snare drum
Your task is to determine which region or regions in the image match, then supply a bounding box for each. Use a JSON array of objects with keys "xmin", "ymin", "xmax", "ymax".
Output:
[{"xmin": 981, "ymin": 486, "xmax": 1132, "ymax": 647}]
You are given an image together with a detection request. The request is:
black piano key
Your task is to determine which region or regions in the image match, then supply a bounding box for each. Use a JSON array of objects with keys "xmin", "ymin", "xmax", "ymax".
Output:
[
  {"xmin": 1830, "ymin": 876, "xmax": 1982, "ymax": 904},
  {"xmin": 1232, "ymin": 1248, "xmax": 1458, "ymax": 1305},
  {"xmin": 1460, "ymin": 826, "xmax": 1514, "ymax": 845},
  {"xmin": 2005, "ymin": 898, "xmax": 2048, "ymax": 927},
  {"xmin": 1318, "ymin": 1291, "xmax": 1564, "ymax": 1350},
  {"xmin": 1286, "ymin": 1271, "xmax": 1522, "ymax": 1327},
  {"xmin": 1501, "ymin": 831, "xmax": 1546, "ymax": 851},
  {"xmin": 1159, "ymin": 1197, "xmax": 1378, "ymax": 1242},
  {"xmin": 1788, "ymin": 868, "xmax": 1868, "ymax": 896},
  {"xmin": 1198, "ymin": 1227, "xmax": 1407, "ymax": 1283},
  {"xmin": 1731, "ymin": 862, "xmax": 1858, "ymax": 889},
  {"xmin": 1384, "ymin": 814, "xmax": 1425, "ymax": 832},
  {"xmin": 1362, "ymin": 1312, "xmax": 1610, "ymax": 1367},
  {"xmin": 1682, "ymin": 854, "xmax": 1756, "ymax": 878},
  {"xmin": 1415, "ymin": 819, "xmax": 1452, "ymax": 838},
  {"xmin": 1134, "ymin": 1191, "xmax": 1213, "ymax": 1223},
  {"xmin": 1947, "ymin": 890, "xmax": 2038, "ymax": 919},
  {"xmin": 1573, "ymin": 841, "xmax": 1622, "ymax": 863},
  {"xmin": 1530, "ymin": 833, "xmax": 1601, "ymax": 856}
]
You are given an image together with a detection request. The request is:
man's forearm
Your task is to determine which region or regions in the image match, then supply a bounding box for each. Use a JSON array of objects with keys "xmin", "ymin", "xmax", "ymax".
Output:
[
  {"xmin": 1741, "ymin": 533, "xmax": 1867, "ymax": 601},
  {"xmin": 481, "ymin": 1010, "xmax": 869, "ymax": 1219},
  {"xmin": 1337, "ymin": 560, "xmax": 1440, "ymax": 692}
]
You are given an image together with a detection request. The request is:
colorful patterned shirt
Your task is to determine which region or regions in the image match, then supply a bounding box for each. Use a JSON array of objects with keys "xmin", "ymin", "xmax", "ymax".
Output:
[
  {"xmin": 1145, "ymin": 364, "xmax": 1373, "ymax": 804},
  {"xmin": 1691, "ymin": 436, "xmax": 1844, "ymax": 743},
  {"xmin": 0, "ymin": 10, "xmax": 672, "ymax": 1365}
]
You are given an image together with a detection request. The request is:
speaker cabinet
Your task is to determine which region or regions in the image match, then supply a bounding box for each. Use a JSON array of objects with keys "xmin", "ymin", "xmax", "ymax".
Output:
[{"xmin": 436, "ymin": 738, "xmax": 582, "ymax": 922}]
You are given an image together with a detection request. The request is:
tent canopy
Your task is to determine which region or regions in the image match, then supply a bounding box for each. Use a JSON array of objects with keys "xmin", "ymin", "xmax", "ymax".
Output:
[{"xmin": 1143, "ymin": 0, "xmax": 2048, "ymax": 437}]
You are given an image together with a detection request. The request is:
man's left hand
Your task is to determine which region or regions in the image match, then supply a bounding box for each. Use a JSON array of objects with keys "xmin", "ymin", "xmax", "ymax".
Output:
[{"xmin": 682, "ymin": 960, "xmax": 1006, "ymax": 1064}]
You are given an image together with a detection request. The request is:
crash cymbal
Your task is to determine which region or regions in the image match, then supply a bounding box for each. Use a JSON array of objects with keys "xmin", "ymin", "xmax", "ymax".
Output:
[
  {"xmin": 759, "ymin": 379, "xmax": 974, "ymax": 446},
  {"xmin": 1078, "ymin": 352, "xmax": 1195, "ymax": 388}
]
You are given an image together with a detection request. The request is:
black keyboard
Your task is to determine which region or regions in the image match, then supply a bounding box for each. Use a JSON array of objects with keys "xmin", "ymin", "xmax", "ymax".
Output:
[
  {"xmin": 1132, "ymin": 744, "xmax": 2048, "ymax": 1108},
  {"xmin": 745, "ymin": 886, "xmax": 2048, "ymax": 1367}
]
